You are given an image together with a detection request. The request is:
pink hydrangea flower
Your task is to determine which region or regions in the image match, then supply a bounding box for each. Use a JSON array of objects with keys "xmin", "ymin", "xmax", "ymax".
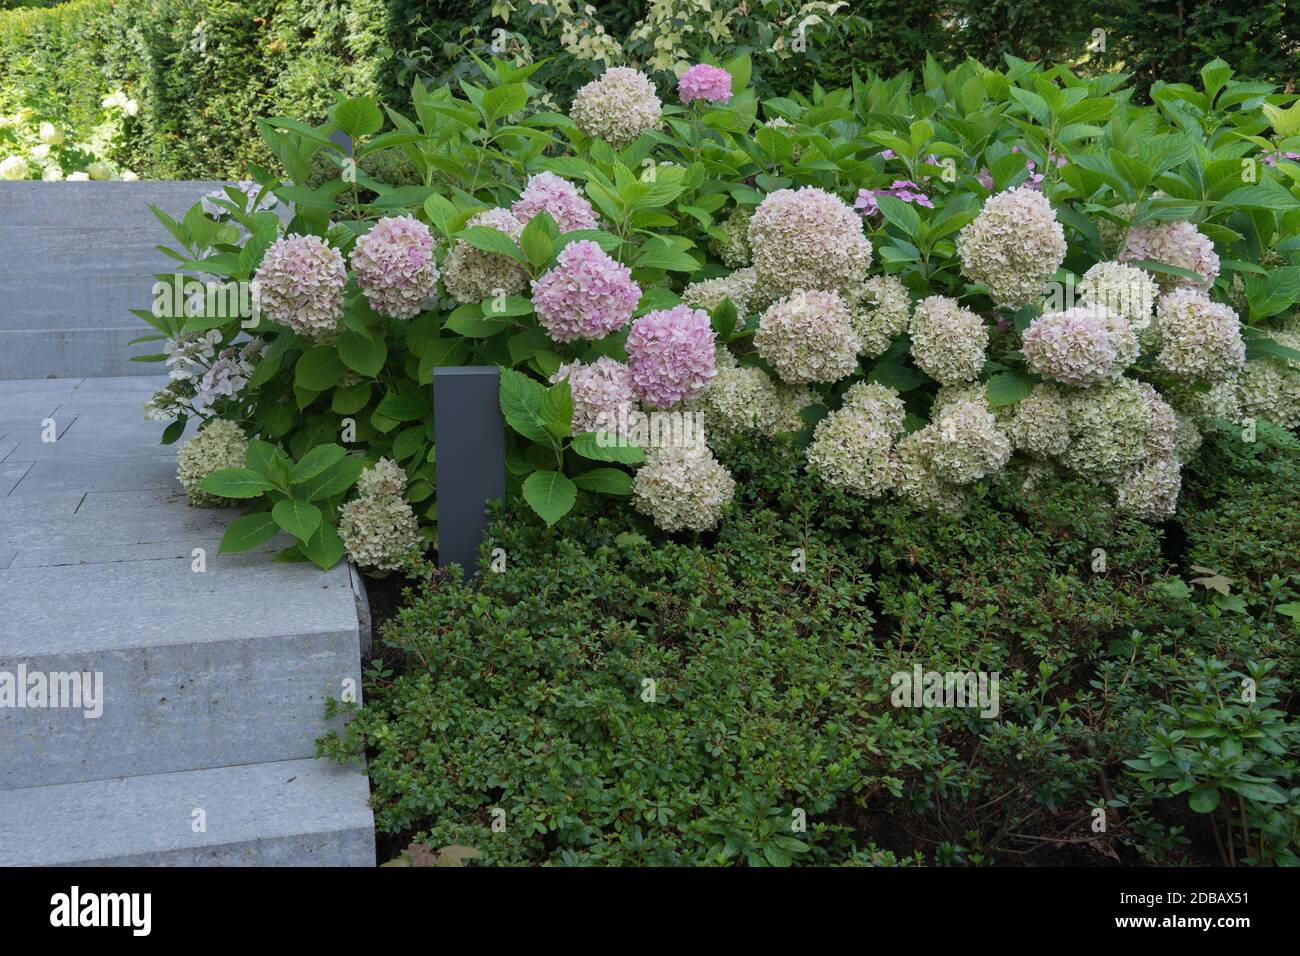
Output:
[
  {"xmin": 550, "ymin": 356, "xmax": 635, "ymax": 435},
  {"xmin": 855, "ymin": 181, "xmax": 933, "ymax": 217},
  {"xmin": 349, "ymin": 216, "xmax": 439, "ymax": 319},
  {"xmin": 252, "ymin": 233, "xmax": 347, "ymax": 337},
  {"xmin": 626, "ymin": 305, "xmax": 718, "ymax": 408},
  {"xmin": 531, "ymin": 240, "xmax": 640, "ymax": 343},
  {"xmin": 511, "ymin": 172, "xmax": 598, "ymax": 233},
  {"xmin": 678, "ymin": 64, "xmax": 733, "ymax": 105}
]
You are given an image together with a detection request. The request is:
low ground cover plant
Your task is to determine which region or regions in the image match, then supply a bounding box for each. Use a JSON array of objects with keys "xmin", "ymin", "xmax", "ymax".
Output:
[
  {"xmin": 136, "ymin": 54, "xmax": 1300, "ymax": 573},
  {"xmin": 319, "ymin": 424, "xmax": 1300, "ymax": 866}
]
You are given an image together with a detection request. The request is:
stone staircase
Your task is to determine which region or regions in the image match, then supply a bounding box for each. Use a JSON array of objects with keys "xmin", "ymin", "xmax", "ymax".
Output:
[{"xmin": 0, "ymin": 183, "xmax": 375, "ymax": 865}]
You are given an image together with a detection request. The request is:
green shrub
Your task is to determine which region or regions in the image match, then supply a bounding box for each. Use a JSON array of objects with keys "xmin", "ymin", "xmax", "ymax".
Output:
[{"xmin": 320, "ymin": 432, "xmax": 1300, "ymax": 866}]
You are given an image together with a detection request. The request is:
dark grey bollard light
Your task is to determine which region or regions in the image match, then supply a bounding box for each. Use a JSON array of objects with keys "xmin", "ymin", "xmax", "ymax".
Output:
[{"xmin": 433, "ymin": 366, "xmax": 506, "ymax": 579}]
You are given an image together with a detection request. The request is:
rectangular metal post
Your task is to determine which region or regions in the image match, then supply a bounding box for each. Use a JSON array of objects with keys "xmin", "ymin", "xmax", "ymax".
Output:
[{"xmin": 433, "ymin": 366, "xmax": 506, "ymax": 579}]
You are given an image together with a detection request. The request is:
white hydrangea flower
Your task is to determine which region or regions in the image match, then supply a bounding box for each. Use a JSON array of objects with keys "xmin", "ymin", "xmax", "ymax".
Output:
[
  {"xmin": 339, "ymin": 494, "xmax": 421, "ymax": 571},
  {"xmin": 633, "ymin": 443, "xmax": 735, "ymax": 531},
  {"xmin": 1115, "ymin": 456, "xmax": 1182, "ymax": 520},
  {"xmin": 1239, "ymin": 324, "xmax": 1300, "ymax": 428},
  {"xmin": 1153, "ymin": 288, "xmax": 1246, "ymax": 382},
  {"xmin": 1021, "ymin": 306, "xmax": 1132, "ymax": 387},
  {"xmin": 176, "ymin": 419, "xmax": 248, "ymax": 507},
  {"xmin": 570, "ymin": 67, "xmax": 662, "ymax": 147},
  {"xmin": 1062, "ymin": 378, "xmax": 1176, "ymax": 482},
  {"xmin": 1078, "ymin": 261, "xmax": 1157, "ymax": 329},
  {"xmin": 748, "ymin": 187, "xmax": 873, "ymax": 298},
  {"xmin": 846, "ymin": 275, "xmax": 910, "ymax": 358},
  {"xmin": 999, "ymin": 383, "xmax": 1070, "ymax": 458},
  {"xmin": 755, "ymin": 289, "xmax": 861, "ymax": 384},
  {"xmin": 908, "ymin": 296, "xmax": 988, "ymax": 385},
  {"xmin": 1119, "ymin": 220, "xmax": 1219, "ymax": 291},
  {"xmin": 806, "ymin": 404, "xmax": 900, "ymax": 498},
  {"xmin": 685, "ymin": 364, "xmax": 783, "ymax": 443},
  {"xmin": 355, "ymin": 457, "xmax": 408, "ymax": 498},
  {"xmin": 957, "ymin": 186, "xmax": 1067, "ymax": 307},
  {"xmin": 442, "ymin": 208, "xmax": 529, "ymax": 305}
]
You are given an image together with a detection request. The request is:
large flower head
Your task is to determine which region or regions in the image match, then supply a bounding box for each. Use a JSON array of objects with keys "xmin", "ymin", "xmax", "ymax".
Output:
[
  {"xmin": 846, "ymin": 275, "xmax": 910, "ymax": 358},
  {"xmin": 511, "ymin": 172, "xmax": 599, "ymax": 233},
  {"xmin": 531, "ymin": 240, "xmax": 640, "ymax": 343},
  {"xmin": 176, "ymin": 419, "xmax": 248, "ymax": 508},
  {"xmin": 339, "ymin": 494, "xmax": 421, "ymax": 571},
  {"xmin": 1062, "ymin": 378, "xmax": 1176, "ymax": 482},
  {"xmin": 550, "ymin": 356, "xmax": 636, "ymax": 435},
  {"xmin": 355, "ymin": 457, "xmax": 408, "ymax": 499},
  {"xmin": 916, "ymin": 399, "xmax": 1012, "ymax": 485},
  {"xmin": 1152, "ymin": 288, "xmax": 1245, "ymax": 382},
  {"xmin": 633, "ymin": 443, "xmax": 735, "ymax": 531},
  {"xmin": 626, "ymin": 305, "xmax": 718, "ymax": 408},
  {"xmin": 571, "ymin": 67, "xmax": 662, "ymax": 147},
  {"xmin": 957, "ymin": 186, "xmax": 1066, "ymax": 307},
  {"xmin": 1119, "ymin": 220, "xmax": 1219, "ymax": 291},
  {"xmin": 682, "ymin": 267, "xmax": 761, "ymax": 320},
  {"xmin": 1115, "ymin": 456, "xmax": 1182, "ymax": 520},
  {"xmin": 908, "ymin": 295, "xmax": 988, "ymax": 385},
  {"xmin": 678, "ymin": 63, "xmax": 733, "ymax": 104},
  {"xmin": 349, "ymin": 215, "xmax": 439, "ymax": 319},
  {"xmin": 443, "ymin": 207, "xmax": 529, "ymax": 304},
  {"xmin": 1238, "ymin": 320, "xmax": 1300, "ymax": 428},
  {"xmin": 686, "ymin": 365, "xmax": 783, "ymax": 444},
  {"xmin": 1021, "ymin": 306, "xmax": 1131, "ymax": 387},
  {"xmin": 754, "ymin": 289, "xmax": 861, "ymax": 384},
  {"xmin": 253, "ymin": 233, "xmax": 347, "ymax": 337},
  {"xmin": 1000, "ymin": 383, "xmax": 1070, "ymax": 458},
  {"xmin": 1078, "ymin": 261, "xmax": 1157, "ymax": 329},
  {"xmin": 748, "ymin": 187, "xmax": 873, "ymax": 298}
]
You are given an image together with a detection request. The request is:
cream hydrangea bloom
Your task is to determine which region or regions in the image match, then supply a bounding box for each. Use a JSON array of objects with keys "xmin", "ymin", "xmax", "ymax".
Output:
[
  {"xmin": 748, "ymin": 187, "xmax": 873, "ymax": 298},
  {"xmin": 176, "ymin": 419, "xmax": 248, "ymax": 507},
  {"xmin": 570, "ymin": 67, "xmax": 662, "ymax": 147},
  {"xmin": 908, "ymin": 296, "xmax": 988, "ymax": 385},
  {"xmin": 846, "ymin": 275, "xmax": 911, "ymax": 358},
  {"xmin": 1152, "ymin": 288, "xmax": 1246, "ymax": 382},
  {"xmin": 754, "ymin": 289, "xmax": 861, "ymax": 384},
  {"xmin": 957, "ymin": 186, "xmax": 1066, "ymax": 307},
  {"xmin": 633, "ymin": 443, "xmax": 735, "ymax": 531}
]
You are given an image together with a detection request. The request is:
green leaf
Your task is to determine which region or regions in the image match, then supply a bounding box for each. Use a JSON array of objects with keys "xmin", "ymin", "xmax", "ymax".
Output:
[
  {"xmin": 867, "ymin": 363, "xmax": 927, "ymax": 392},
  {"xmin": 332, "ymin": 97, "xmax": 383, "ymax": 138},
  {"xmin": 540, "ymin": 377, "xmax": 573, "ymax": 440},
  {"xmin": 572, "ymin": 467, "xmax": 633, "ymax": 495},
  {"xmin": 292, "ymin": 454, "xmax": 364, "ymax": 501},
  {"xmin": 339, "ymin": 329, "xmax": 387, "ymax": 376},
  {"xmin": 519, "ymin": 212, "xmax": 557, "ymax": 268},
  {"xmin": 986, "ymin": 370, "xmax": 1036, "ymax": 408},
  {"xmin": 570, "ymin": 432, "xmax": 645, "ymax": 463},
  {"xmin": 272, "ymin": 499, "xmax": 323, "ymax": 542},
  {"xmin": 218, "ymin": 512, "xmax": 280, "ymax": 554},
  {"xmin": 246, "ymin": 439, "xmax": 292, "ymax": 487},
  {"xmin": 457, "ymin": 225, "xmax": 526, "ymax": 263},
  {"xmin": 1188, "ymin": 787, "xmax": 1221, "ymax": 813},
  {"xmin": 198, "ymin": 468, "xmax": 276, "ymax": 499},
  {"xmin": 300, "ymin": 520, "xmax": 346, "ymax": 570},
  {"xmin": 290, "ymin": 443, "xmax": 348, "ymax": 483},
  {"xmin": 499, "ymin": 367, "xmax": 553, "ymax": 444},
  {"xmin": 445, "ymin": 303, "xmax": 511, "ymax": 337},
  {"xmin": 295, "ymin": 346, "xmax": 346, "ymax": 391},
  {"xmin": 522, "ymin": 470, "xmax": 577, "ymax": 526},
  {"xmin": 722, "ymin": 53, "xmax": 751, "ymax": 94},
  {"xmin": 376, "ymin": 393, "xmax": 431, "ymax": 422},
  {"xmin": 874, "ymin": 194, "xmax": 922, "ymax": 238}
]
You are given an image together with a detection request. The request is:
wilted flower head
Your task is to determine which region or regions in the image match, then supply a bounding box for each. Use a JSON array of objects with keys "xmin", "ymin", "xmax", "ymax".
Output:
[
  {"xmin": 626, "ymin": 305, "xmax": 718, "ymax": 408},
  {"xmin": 550, "ymin": 356, "xmax": 636, "ymax": 435},
  {"xmin": 748, "ymin": 187, "xmax": 873, "ymax": 298},
  {"xmin": 1119, "ymin": 220, "xmax": 1219, "ymax": 291},
  {"xmin": 754, "ymin": 289, "xmax": 861, "ymax": 384},
  {"xmin": 1152, "ymin": 288, "xmax": 1245, "ymax": 382},
  {"xmin": 511, "ymin": 172, "xmax": 599, "ymax": 233},
  {"xmin": 531, "ymin": 240, "xmax": 640, "ymax": 343},
  {"xmin": 571, "ymin": 67, "xmax": 662, "ymax": 147},
  {"xmin": 443, "ymin": 207, "xmax": 529, "ymax": 304},
  {"xmin": 957, "ymin": 186, "xmax": 1066, "ymax": 307},
  {"xmin": 176, "ymin": 419, "xmax": 248, "ymax": 507},
  {"xmin": 908, "ymin": 296, "xmax": 988, "ymax": 385},
  {"xmin": 633, "ymin": 443, "xmax": 735, "ymax": 531},
  {"xmin": 349, "ymin": 216, "xmax": 438, "ymax": 319},
  {"xmin": 253, "ymin": 233, "xmax": 347, "ymax": 337},
  {"xmin": 356, "ymin": 457, "xmax": 408, "ymax": 498},
  {"xmin": 678, "ymin": 63, "xmax": 733, "ymax": 104}
]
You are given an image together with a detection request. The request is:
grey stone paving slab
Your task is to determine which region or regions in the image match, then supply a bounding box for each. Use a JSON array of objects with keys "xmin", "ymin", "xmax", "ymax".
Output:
[
  {"xmin": 0, "ymin": 553, "xmax": 357, "ymax": 657},
  {"xmin": 6, "ymin": 455, "xmax": 176, "ymax": 495},
  {"xmin": 0, "ymin": 327, "xmax": 154, "ymax": 379},
  {"xmin": 7, "ymin": 533, "xmax": 284, "ymax": 569},
  {"xmin": 0, "ymin": 757, "xmax": 374, "ymax": 866},
  {"xmin": 0, "ymin": 275, "xmax": 162, "ymax": 330},
  {"xmin": 0, "ymin": 460, "xmax": 32, "ymax": 495},
  {"xmin": 0, "ymin": 495, "xmax": 229, "ymax": 551},
  {"xmin": 6, "ymin": 417, "xmax": 175, "ymax": 460},
  {"xmin": 0, "ymin": 549, "xmax": 14, "ymax": 569},
  {"xmin": 0, "ymin": 416, "xmax": 74, "ymax": 445}
]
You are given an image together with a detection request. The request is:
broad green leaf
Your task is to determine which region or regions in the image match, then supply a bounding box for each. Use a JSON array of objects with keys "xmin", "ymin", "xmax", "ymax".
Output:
[
  {"xmin": 198, "ymin": 468, "xmax": 275, "ymax": 499},
  {"xmin": 218, "ymin": 512, "xmax": 280, "ymax": 554},
  {"xmin": 570, "ymin": 432, "xmax": 645, "ymax": 463},
  {"xmin": 272, "ymin": 499, "xmax": 323, "ymax": 542},
  {"xmin": 339, "ymin": 329, "xmax": 387, "ymax": 376},
  {"xmin": 522, "ymin": 470, "xmax": 577, "ymax": 526},
  {"xmin": 573, "ymin": 467, "xmax": 633, "ymax": 496},
  {"xmin": 986, "ymin": 370, "xmax": 1036, "ymax": 408},
  {"xmin": 300, "ymin": 520, "xmax": 346, "ymax": 570},
  {"xmin": 289, "ymin": 443, "xmax": 348, "ymax": 483}
]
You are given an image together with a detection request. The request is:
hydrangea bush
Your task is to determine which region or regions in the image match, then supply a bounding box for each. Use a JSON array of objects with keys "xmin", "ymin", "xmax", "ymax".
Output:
[{"xmin": 135, "ymin": 54, "xmax": 1300, "ymax": 570}]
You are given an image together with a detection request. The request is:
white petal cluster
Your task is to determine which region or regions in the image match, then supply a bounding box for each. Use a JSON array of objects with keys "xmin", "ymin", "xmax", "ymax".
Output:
[
  {"xmin": 681, "ymin": 266, "xmax": 760, "ymax": 320},
  {"xmin": 769, "ymin": 385, "xmax": 816, "ymax": 435},
  {"xmin": 176, "ymin": 419, "xmax": 248, "ymax": 507},
  {"xmin": 570, "ymin": 67, "xmax": 662, "ymax": 147},
  {"xmin": 806, "ymin": 383, "xmax": 906, "ymax": 498},
  {"xmin": 1115, "ymin": 455, "xmax": 1182, "ymax": 520},
  {"xmin": 892, "ymin": 431, "xmax": 968, "ymax": 513},
  {"xmin": 755, "ymin": 289, "xmax": 862, "ymax": 384},
  {"xmin": 633, "ymin": 443, "xmax": 735, "ymax": 532},
  {"xmin": 748, "ymin": 187, "xmax": 873, "ymax": 298},
  {"xmin": 1239, "ymin": 324, "xmax": 1300, "ymax": 428},
  {"xmin": 1119, "ymin": 220, "xmax": 1220, "ymax": 291},
  {"xmin": 846, "ymin": 275, "xmax": 911, "ymax": 358},
  {"xmin": 442, "ymin": 208, "xmax": 529, "ymax": 304},
  {"xmin": 687, "ymin": 365, "xmax": 783, "ymax": 444},
  {"xmin": 908, "ymin": 295, "xmax": 988, "ymax": 385},
  {"xmin": 1021, "ymin": 306, "xmax": 1132, "ymax": 387},
  {"xmin": 1153, "ymin": 288, "xmax": 1246, "ymax": 382},
  {"xmin": 1078, "ymin": 261, "xmax": 1157, "ymax": 329},
  {"xmin": 957, "ymin": 186, "xmax": 1066, "ymax": 307},
  {"xmin": 1061, "ymin": 378, "xmax": 1176, "ymax": 482},
  {"xmin": 999, "ymin": 383, "xmax": 1070, "ymax": 458},
  {"xmin": 841, "ymin": 380, "xmax": 907, "ymax": 431},
  {"xmin": 918, "ymin": 399, "xmax": 1012, "ymax": 485},
  {"xmin": 339, "ymin": 457, "xmax": 420, "ymax": 572}
]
